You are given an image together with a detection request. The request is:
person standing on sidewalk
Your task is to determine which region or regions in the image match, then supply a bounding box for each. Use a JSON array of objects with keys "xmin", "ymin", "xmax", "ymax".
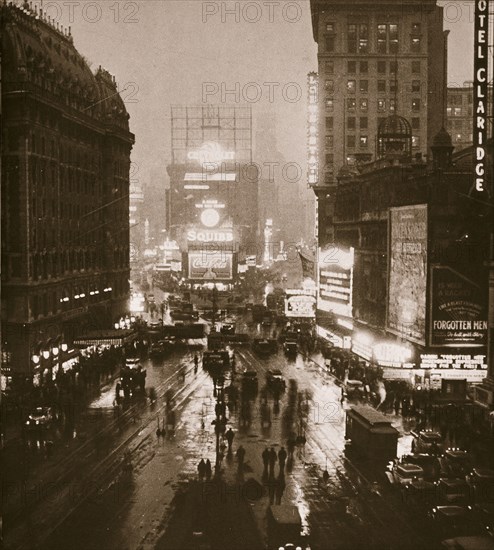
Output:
[
  {"xmin": 268, "ymin": 447, "xmax": 277, "ymax": 476},
  {"xmin": 236, "ymin": 445, "xmax": 246, "ymax": 469},
  {"xmin": 225, "ymin": 427, "xmax": 235, "ymax": 452},
  {"xmin": 262, "ymin": 447, "xmax": 270, "ymax": 472},
  {"xmin": 198, "ymin": 459, "xmax": 206, "ymax": 480},
  {"xmin": 278, "ymin": 447, "xmax": 287, "ymax": 473}
]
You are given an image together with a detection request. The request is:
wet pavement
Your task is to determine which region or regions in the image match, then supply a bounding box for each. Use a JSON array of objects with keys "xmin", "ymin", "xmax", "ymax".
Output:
[{"xmin": 4, "ymin": 315, "xmax": 492, "ymax": 550}]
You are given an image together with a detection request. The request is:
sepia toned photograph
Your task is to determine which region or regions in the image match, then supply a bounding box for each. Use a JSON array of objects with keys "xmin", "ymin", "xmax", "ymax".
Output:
[{"xmin": 0, "ymin": 1, "xmax": 493, "ymax": 549}]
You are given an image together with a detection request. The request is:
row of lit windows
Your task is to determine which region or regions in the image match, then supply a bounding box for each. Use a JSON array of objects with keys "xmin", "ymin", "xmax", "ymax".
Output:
[
  {"xmin": 446, "ymin": 107, "xmax": 473, "ymax": 117},
  {"xmin": 324, "ymin": 79, "xmax": 420, "ymax": 94},
  {"xmin": 324, "ymin": 135, "xmax": 420, "ymax": 150},
  {"xmin": 324, "ymin": 22, "xmax": 422, "ymax": 54},
  {"xmin": 324, "ymin": 98, "xmax": 421, "ymax": 114},
  {"xmin": 324, "ymin": 59, "xmax": 421, "ymax": 75}
]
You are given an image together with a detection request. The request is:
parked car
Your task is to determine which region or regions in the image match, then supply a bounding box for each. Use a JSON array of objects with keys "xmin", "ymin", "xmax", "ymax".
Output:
[
  {"xmin": 441, "ymin": 536, "xmax": 494, "ymax": 550},
  {"xmin": 400, "ymin": 453, "xmax": 440, "ymax": 481},
  {"xmin": 403, "ymin": 479, "xmax": 437, "ymax": 509},
  {"xmin": 467, "ymin": 468, "xmax": 494, "ymax": 504},
  {"xmin": 436, "ymin": 479, "xmax": 472, "ymax": 506},
  {"xmin": 428, "ymin": 505, "xmax": 486, "ymax": 539},
  {"xmin": 25, "ymin": 406, "xmax": 55, "ymax": 430},
  {"xmin": 387, "ymin": 462, "xmax": 425, "ymax": 485},
  {"xmin": 344, "ymin": 379, "xmax": 365, "ymax": 399},
  {"xmin": 439, "ymin": 449, "xmax": 474, "ymax": 479},
  {"xmin": 411, "ymin": 430, "xmax": 444, "ymax": 454}
]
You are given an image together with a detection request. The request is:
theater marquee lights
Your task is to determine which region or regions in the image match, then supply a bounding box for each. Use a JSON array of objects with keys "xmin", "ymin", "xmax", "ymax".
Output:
[
  {"xmin": 473, "ymin": 0, "xmax": 489, "ymax": 193},
  {"xmin": 307, "ymin": 72, "xmax": 318, "ymax": 186}
]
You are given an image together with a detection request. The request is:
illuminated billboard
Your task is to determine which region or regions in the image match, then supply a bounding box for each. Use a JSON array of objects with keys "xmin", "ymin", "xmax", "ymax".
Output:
[
  {"xmin": 285, "ymin": 289, "xmax": 316, "ymax": 318},
  {"xmin": 318, "ymin": 246, "xmax": 354, "ymax": 318},
  {"xmin": 387, "ymin": 205, "xmax": 427, "ymax": 345},
  {"xmin": 188, "ymin": 251, "xmax": 233, "ymax": 281},
  {"xmin": 429, "ymin": 266, "xmax": 487, "ymax": 347},
  {"xmin": 307, "ymin": 72, "xmax": 318, "ymax": 186}
]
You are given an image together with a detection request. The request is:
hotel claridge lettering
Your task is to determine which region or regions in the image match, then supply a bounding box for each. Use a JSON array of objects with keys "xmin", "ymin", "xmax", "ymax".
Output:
[{"xmin": 473, "ymin": 0, "xmax": 489, "ymax": 193}]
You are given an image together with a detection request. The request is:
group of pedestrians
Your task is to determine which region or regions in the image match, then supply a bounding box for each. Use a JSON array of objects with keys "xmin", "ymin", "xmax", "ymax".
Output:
[
  {"xmin": 262, "ymin": 446, "xmax": 288, "ymax": 476},
  {"xmin": 197, "ymin": 458, "xmax": 213, "ymax": 480}
]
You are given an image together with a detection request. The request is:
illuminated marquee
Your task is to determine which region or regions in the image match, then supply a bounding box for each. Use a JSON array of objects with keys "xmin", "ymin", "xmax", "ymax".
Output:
[
  {"xmin": 473, "ymin": 0, "xmax": 489, "ymax": 193},
  {"xmin": 187, "ymin": 229, "xmax": 234, "ymax": 242},
  {"xmin": 307, "ymin": 72, "xmax": 318, "ymax": 186}
]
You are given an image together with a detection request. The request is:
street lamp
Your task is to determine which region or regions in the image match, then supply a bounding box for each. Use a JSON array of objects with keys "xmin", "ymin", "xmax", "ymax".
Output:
[
  {"xmin": 52, "ymin": 347, "xmax": 59, "ymax": 357},
  {"xmin": 42, "ymin": 350, "xmax": 50, "ymax": 360},
  {"xmin": 31, "ymin": 354, "xmax": 40, "ymax": 365},
  {"xmin": 61, "ymin": 343, "xmax": 68, "ymax": 352}
]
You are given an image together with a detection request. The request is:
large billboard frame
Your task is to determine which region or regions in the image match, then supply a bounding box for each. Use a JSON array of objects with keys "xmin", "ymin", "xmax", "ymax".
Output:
[{"xmin": 386, "ymin": 204, "xmax": 428, "ymax": 346}]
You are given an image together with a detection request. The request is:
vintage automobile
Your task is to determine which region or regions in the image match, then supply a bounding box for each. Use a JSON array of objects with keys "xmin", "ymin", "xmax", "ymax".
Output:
[
  {"xmin": 25, "ymin": 406, "xmax": 55, "ymax": 430},
  {"xmin": 344, "ymin": 380, "xmax": 366, "ymax": 399},
  {"xmin": 267, "ymin": 505, "xmax": 311, "ymax": 550},
  {"xmin": 400, "ymin": 453, "xmax": 440, "ymax": 481},
  {"xmin": 428, "ymin": 505, "xmax": 487, "ymax": 539},
  {"xmin": 266, "ymin": 369, "xmax": 286, "ymax": 391},
  {"xmin": 441, "ymin": 536, "xmax": 494, "ymax": 550},
  {"xmin": 436, "ymin": 479, "xmax": 472, "ymax": 506},
  {"xmin": 387, "ymin": 462, "xmax": 425, "ymax": 485},
  {"xmin": 438, "ymin": 450, "xmax": 474, "ymax": 480},
  {"xmin": 411, "ymin": 430, "xmax": 444, "ymax": 454},
  {"xmin": 284, "ymin": 340, "xmax": 298, "ymax": 357},
  {"xmin": 467, "ymin": 468, "xmax": 494, "ymax": 504},
  {"xmin": 241, "ymin": 370, "xmax": 258, "ymax": 394}
]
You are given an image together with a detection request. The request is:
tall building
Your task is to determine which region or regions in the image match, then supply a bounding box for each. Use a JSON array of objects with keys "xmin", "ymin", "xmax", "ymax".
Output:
[
  {"xmin": 1, "ymin": 3, "xmax": 134, "ymax": 385},
  {"xmin": 310, "ymin": 0, "xmax": 447, "ymax": 246},
  {"xmin": 167, "ymin": 105, "xmax": 258, "ymax": 285},
  {"xmin": 446, "ymin": 83, "xmax": 493, "ymax": 152}
]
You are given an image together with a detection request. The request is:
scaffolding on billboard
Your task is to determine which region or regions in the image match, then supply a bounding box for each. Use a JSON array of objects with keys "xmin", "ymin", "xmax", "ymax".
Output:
[{"xmin": 171, "ymin": 105, "xmax": 252, "ymax": 165}]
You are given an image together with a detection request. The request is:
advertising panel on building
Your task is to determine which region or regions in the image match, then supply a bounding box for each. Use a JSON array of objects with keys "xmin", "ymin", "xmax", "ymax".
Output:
[
  {"xmin": 187, "ymin": 251, "xmax": 234, "ymax": 281},
  {"xmin": 318, "ymin": 246, "xmax": 354, "ymax": 318},
  {"xmin": 429, "ymin": 266, "xmax": 487, "ymax": 347},
  {"xmin": 285, "ymin": 289, "xmax": 316, "ymax": 318},
  {"xmin": 387, "ymin": 205, "xmax": 427, "ymax": 345}
]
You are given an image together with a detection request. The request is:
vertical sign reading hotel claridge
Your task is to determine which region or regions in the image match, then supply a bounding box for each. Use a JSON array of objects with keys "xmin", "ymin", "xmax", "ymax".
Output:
[{"xmin": 473, "ymin": 0, "xmax": 489, "ymax": 194}]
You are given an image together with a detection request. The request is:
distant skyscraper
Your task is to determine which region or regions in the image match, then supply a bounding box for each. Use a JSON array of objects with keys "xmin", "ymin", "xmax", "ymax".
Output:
[{"xmin": 310, "ymin": 0, "xmax": 447, "ymax": 245}]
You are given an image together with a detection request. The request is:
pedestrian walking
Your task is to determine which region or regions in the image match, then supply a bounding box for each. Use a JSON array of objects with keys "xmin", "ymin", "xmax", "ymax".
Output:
[
  {"xmin": 198, "ymin": 459, "xmax": 206, "ymax": 480},
  {"xmin": 262, "ymin": 447, "xmax": 270, "ymax": 470},
  {"xmin": 236, "ymin": 445, "xmax": 246, "ymax": 468},
  {"xmin": 205, "ymin": 459, "xmax": 212, "ymax": 480},
  {"xmin": 225, "ymin": 428, "xmax": 235, "ymax": 452},
  {"xmin": 278, "ymin": 447, "xmax": 287, "ymax": 473},
  {"xmin": 268, "ymin": 447, "xmax": 277, "ymax": 475},
  {"xmin": 287, "ymin": 436, "xmax": 296, "ymax": 458}
]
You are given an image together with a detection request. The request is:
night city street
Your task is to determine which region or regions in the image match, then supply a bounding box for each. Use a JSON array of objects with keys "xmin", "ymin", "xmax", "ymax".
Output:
[{"xmin": 1, "ymin": 1, "xmax": 494, "ymax": 550}]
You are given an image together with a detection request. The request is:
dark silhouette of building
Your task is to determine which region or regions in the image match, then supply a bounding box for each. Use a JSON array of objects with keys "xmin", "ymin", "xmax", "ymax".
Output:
[{"xmin": 1, "ymin": 2, "xmax": 134, "ymax": 383}]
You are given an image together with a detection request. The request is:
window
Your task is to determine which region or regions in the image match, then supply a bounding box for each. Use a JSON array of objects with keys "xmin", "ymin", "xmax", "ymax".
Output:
[
  {"xmin": 347, "ymin": 99, "xmax": 356, "ymax": 111},
  {"xmin": 326, "ymin": 22, "xmax": 335, "ymax": 32},
  {"xmin": 389, "ymin": 24, "xmax": 398, "ymax": 53},
  {"xmin": 326, "ymin": 136, "xmax": 334, "ymax": 148},
  {"xmin": 412, "ymin": 135, "xmax": 420, "ymax": 148},
  {"xmin": 454, "ymin": 107, "xmax": 462, "ymax": 116},
  {"xmin": 347, "ymin": 117, "xmax": 356, "ymax": 130},
  {"xmin": 325, "ymin": 80, "xmax": 334, "ymax": 93},
  {"xmin": 325, "ymin": 35, "xmax": 335, "ymax": 52},
  {"xmin": 348, "ymin": 23, "xmax": 357, "ymax": 53},
  {"xmin": 412, "ymin": 98, "xmax": 421, "ymax": 111},
  {"xmin": 377, "ymin": 61, "xmax": 386, "ymax": 74},
  {"xmin": 360, "ymin": 98, "xmax": 368, "ymax": 111},
  {"xmin": 360, "ymin": 117, "xmax": 368, "ymax": 129},
  {"xmin": 325, "ymin": 60, "xmax": 334, "ymax": 74},
  {"xmin": 389, "ymin": 99, "xmax": 396, "ymax": 112},
  {"xmin": 377, "ymin": 80, "xmax": 386, "ymax": 93},
  {"xmin": 378, "ymin": 99, "xmax": 386, "ymax": 112},
  {"xmin": 411, "ymin": 22, "xmax": 421, "ymax": 34},
  {"xmin": 378, "ymin": 116, "xmax": 386, "ymax": 129},
  {"xmin": 389, "ymin": 61, "xmax": 397, "ymax": 74},
  {"xmin": 347, "ymin": 61, "xmax": 357, "ymax": 74},
  {"xmin": 412, "ymin": 60, "xmax": 421, "ymax": 74},
  {"xmin": 347, "ymin": 135, "xmax": 356, "ymax": 148},
  {"xmin": 326, "ymin": 117, "xmax": 334, "ymax": 131},
  {"xmin": 411, "ymin": 37, "xmax": 421, "ymax": 52},
  {"xmin": 360, "ymin": 61, "xmax": 368, "ymax": 74},
  {"xmin": 411, "ymin": 117, "xmax": 420, "ymax": 129},
  {"xmin": 377, "ymin": 24, "xmax": 387, "ymax": 53},
  {"xmin": 347, "ymin": 23, "xmax": 368, "ymax": 53},
  {"xmin": 389, "ymin": 80, "xmax": 398, "ymax": 94},
  {"xmin": 326, "ymin": 98, "xmax": 334, "ymax": 111},
  {"xmin": 359, "ymin": 80, "xmax": 368, "ymax": 93},
  {"xmin": 347, "ymin": 80, "xmax": 356, "ymax": 93},
  {"xmin": 359, "ymin": 135, "xmax": 368, "ymax": 147},
  {"xmin": 412, "ymin": 80, "xmax": 420, "ymax": 93}
]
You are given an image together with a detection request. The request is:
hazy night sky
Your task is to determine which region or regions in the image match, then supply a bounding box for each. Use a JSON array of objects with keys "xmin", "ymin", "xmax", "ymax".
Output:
[{"xmin": 42, "ymin": 0, "xmax": 476, "ymax": 185}]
